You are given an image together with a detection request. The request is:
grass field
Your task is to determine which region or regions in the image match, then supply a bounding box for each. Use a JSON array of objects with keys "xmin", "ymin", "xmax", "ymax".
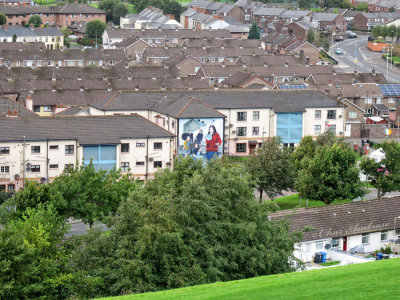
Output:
[
  {"xmin": 271, "ymin": 194, "xmax": 351, "ymax": 210},
  {"xmin": 89, "ymin": 2, "xmax": 136, "ymax": 14},
  {"xmin": 99, "ymin": 259, "xmax": 400, "ymax": 300}
]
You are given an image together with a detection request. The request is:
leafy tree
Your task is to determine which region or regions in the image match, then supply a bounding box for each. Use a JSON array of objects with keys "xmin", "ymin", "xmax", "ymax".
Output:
[
  {"xmin": 0, "ymin": 204, "xmax": 73, "ymax": 298},
  {"xmin": 163, "ymin": 0, "xmax": 184, "ymax": 20},
  {"xmin": 307, "ymin": 28, "xmax": 315, "ymax": 44},
  {"xmin": 397, "ymin": 25, "xmax": 400, "ymax": 42},
  {"xmin": 380, "ymin": 25, "xmax": 388, "ymax": 38},
  {"xmin": 356, "ymin": 2, "xmax": 369, "ymax": 12},
  {"xmin": 388, "ymin": 24, "xmax": 397, "ymax": 41},
  {"xmin": 295, "ymin": 142, "xmax": 365, "ymax": 204},
  {"xmin": 12, "ymin": 34, "xmax": 17, "ymax": 42},
  {"xmin": 372, "ymin": 25, "xmax": 382, "ymax": 38},
  {"xmin": 85, "ymin": 20, "xmax": 106, "ymax": 39},
  {"xmin": 320, "ymin": 38, "xmax": 330, "ymax": 52},
  {"xmin": 28, "ymin": 15, "xmax": 42, "ymax": 27},
  {"xmin": 112, "ymin": 3, "xmax": 128, "ymax": 25},
  {"xmin": 248, "ymin": 22, "xmax": 260, "ymax": 39},
  {"xmin": 360, "ymin": 140, "xmax": 400, "ymax": 199},
  {"xmin": 297, "ymin": 0, "xmax": 318, "ymax": 9},
  {"xmin": 0, "ymin": 14, "xmax": 6, "ymax": 25},
  {"xmin": 70, "ymin": 158, "xmax": 303, "ymax": 297},
  {"xmin": 390, "ymin": 6, "xmax": 395, "ymax": 13},
  {"xmin": 99, "ymin": 0, "xmax": 116, "ymax": 23},
  {"xmin": 247, "ymin": 137, "xmax": 296, "ymax": 201}
]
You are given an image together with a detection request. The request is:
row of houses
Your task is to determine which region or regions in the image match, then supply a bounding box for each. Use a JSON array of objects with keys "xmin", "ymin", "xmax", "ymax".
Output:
[
  {"xmin": 0, "ymin": 89, "xmax": 345, "ymax": 192},
  {"xmin": 0, "ymin": 4, "xmax": 106, "ymax": 27},
  {"xmin": 0, "ymin": 26, "xmax": 63, "ymax": 49},
  {"xmin": 352, "ymin": 0, "xmax": 400, "ymax": 13}
]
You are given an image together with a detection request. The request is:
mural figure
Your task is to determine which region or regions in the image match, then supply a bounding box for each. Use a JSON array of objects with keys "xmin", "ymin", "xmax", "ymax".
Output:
[{"xmin": 205, "ymin": 125, "xmax": 222, "ymax": 161}]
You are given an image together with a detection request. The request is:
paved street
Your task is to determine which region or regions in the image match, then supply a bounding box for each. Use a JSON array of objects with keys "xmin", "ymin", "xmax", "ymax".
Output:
[{"xmin": 330, "ymin": 34, "xmax": 400, "ymax": 83}]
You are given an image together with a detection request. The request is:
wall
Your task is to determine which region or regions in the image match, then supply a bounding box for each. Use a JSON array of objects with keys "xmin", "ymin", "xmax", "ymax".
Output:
[
  {"xmin": 367, "ymin": 41, "xmax": 389, "ymax": 52},
  {"xmin": 303, "ymin": 107, "xmax": 344, "ymax": 137},
  {"xmin": 347, "ymin": 230, "xmax": 395, "ymax": 253}
]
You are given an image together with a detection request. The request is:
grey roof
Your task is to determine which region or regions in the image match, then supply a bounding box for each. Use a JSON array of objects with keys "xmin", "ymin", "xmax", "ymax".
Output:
[
  {"xmin": 0, "ymin": 115, "xmax": 174, "ymax": 144},
  {"xmin": 270, "ymin": 197, "xmax": 400, "ymax": 242},
  {"xmin": 55, "ymin": 107, "xmax": 90, "ymax": 116},
  {"xmin": 280, "ymin": 10, "xmax": 310, "ymax": 19},
  {"xmin": 373, "ymin": 104, "xmax": 389, "ymax": 111},
  {"xmin": 0, "ymin": 4, "xmax": 105, "ymax": 15},
  {"xmin": 161, "ymin": 97, "xmax": 225, "ymax": 118},
  {"xmin": 0, "ymin": 96, "xmax": 37, "ymax": 117},
  {"xmin": 253, "ymin": 7, "xmax": 285, "ymax": 16},
  {"xmin": 234, "ymin": 0, "xmax": 249, "ymax": 8},
  {"xmin": 0, "ymin": 26, "xmax": 62, "ymax": 38},
  {"xmin": 91, "ymin": 90, "xmax": 342, "ymax": 113},
  {"xmin": 313, "ymin": 12, "xmax": 339, "ymax": 22}
]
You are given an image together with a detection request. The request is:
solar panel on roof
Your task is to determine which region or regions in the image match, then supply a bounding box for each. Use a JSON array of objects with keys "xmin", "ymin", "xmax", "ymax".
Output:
[{"xmin": 378, "ymin": 84, "xmax": 400, "ymax": 96}]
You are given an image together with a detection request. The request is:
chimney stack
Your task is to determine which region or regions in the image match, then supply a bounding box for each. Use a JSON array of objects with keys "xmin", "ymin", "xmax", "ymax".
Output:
[{"xmin": 26, "ymin": 94, "xmax": 33, "ymax": 111}]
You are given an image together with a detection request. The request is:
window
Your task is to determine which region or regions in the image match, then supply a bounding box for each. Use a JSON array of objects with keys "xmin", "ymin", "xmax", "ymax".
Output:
[
  {"xmin": 136, "ymin": 161, "xmax": 145, "ymax": 166},
  {"xmin": 0, "ymin": 185, "xmax": 5, "ymax": 192},
  {"xmin": 362, "ymin": 233, "xmax": 369, "ymax": 244},
  {"xmin": 349, "ymin": 112, "xmax": 357, "ymax": 119},
  {"xmin": 328, "ymin": 124, "xmax": 336, "ymax": 134},
  {"xmin": 31, "ymin": 146, "xmax": 40, "ymax": 153},
  {"xmin": 331, "ymin": 238, "xmax": 339, "ymax": 247},
  {"xmin": 376, "ymin": 97, "xmax": 382, "ymax": 104},
  {"xmin": 136, "ymin": 143, "xmax": 145, "ymax": 147},
  {"xmin": 49, "ymin": 164, "xmax": 58, "ymax": 169},
  {"xmin": 388, "ymin": 97, "xmax": 395, "ymax": 103},
  {"xmin": 121, "ymin": 143, "xmax": 129, "ymax": 153},
  {"xmin": 33, "ymin": 106, "xmax": 40, "ymax": 112},
  {"xmin": 154, "ymin": 142, "xmax": 163, "ymax": 150},
  {"xmin": 315, "ymin": 241, "xmax": 324, "ymax": 250},
  {"xmin": 236, "ymin": 143, "xmax": 246, "ymax": 153},
  {"xmin": 65, "ymin": 145, "xmax": 74, "ymax": 155},
  {"xmin": 315, "ymin": 110, "xmax": 321, "ymax": 119},
  {"xmin": 121, "ymin": 162, "xmax": 129, "ymax": 172},
  {"xmin": 64, "ymin": 164, "xmax": 74, "ymax": 171},
  {"xmin": 327, "ymin": 110, "xmax": 336, "ymax": 119},
  {"xmin": 253, "ymin": 111, "xmax": 260, "ymax": 120},
  {"xmin": 366, "ymin": 108, "xmax": 374, "ymax": 114},
  {"xmin": 237, "ymin": 127, "xmax": 247, "ymax": 136},
  {"xmin": 381, "ymin": 231, "xmax": 388, "ymax": 241},
  {"xmin": 237, "ymin": 111, "xmax": 247, "ymax": 121},
  {"xmin": 41, "ymin": 105, "xmax": 51, "ymax": 112},
  {"xmin": 0, "ymin": 147, "xmax": 9, "ymax": 154},
  {"xmin": 304, "ymin": 242, "xmax": 311, "ymax": 252},
  {"xmin": 314, "ymin": 125, "xmax": 321, "ymax": 135},
  {"xmin": 365, "ymin": 97, "xmax": 372, "ymax": 104},
  {"xmin": 153, "ymin": 161, "xmax": 162, "ymax": 168},
  {"xmin": 49, "ymin": 145, "xmax": 58, "ymax": 150},
  {"xmin": 252, "ymin": 127, "xmax": 259, "ymax": 136},
  {"xmin": 0, "ymin": 166, "xmax": 10, "ymax": 173},
  {"xmin": 31, "ymin": 165, "xmax": 40, "ymax": 172},
  {"xmin": 8, "ymin": 184, "xmax": 14, "ymax": 193}
]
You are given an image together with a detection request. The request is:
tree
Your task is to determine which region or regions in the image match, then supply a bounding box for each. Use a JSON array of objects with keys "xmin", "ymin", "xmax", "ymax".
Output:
[
  {"xmin": 380, "ymin": 25, "xmax": 388, "ymax": 38},
  {"xmin": 163, "ymin": 0, "xmax": 184, "ymax": 21},
  {"xmin": 247, "ymin": 137, "xmax": 296, "ymax": 201},
  {"xmin": 307, "ymin": 28, "xmax": 315, "ymax": 44},
  {"xmin": 28, "ymin": 15, "xmax": 42, "ymax": 27},
  {"xmin": 0, "ymin": 14, "xmax": 6, "ymax": 26},
  {"xmin": 360, "ymin": 140, "xmax": 400, "ymax": 199},
  {"xmin": 0, "ymin": 204, "xmax": 73, "ymax": 298},
  {"xmin": 12, "ymin": 34, "xmax": 16, "ymax": 42},
  {"xmin": 390, "ymin": 6, "xmax": 395, "ymax": 13},
  {"xmin": 297, "ymin": 0, "xmax": 318, "ymax": 9},
  {"xmin": 85, "ymin": 20, "xmax": 106, "ymax": 40},
  {"xmin": 388, "ymin": 24, "xmax": 397, "ymax": 41},
  {"xmin": 372, "ymin": 25, "xmax": 382, "ymax": 38},
  {"xmin": 112, "ymin": 3, "xmax": 128, "ymax": 25},
  {"xmin": 295, "ymin": 142, "xmax": 365, "ymax": 204},
  {"xmin": 320, "ymin": 38, "xmax": 330, "ymax": 52},
  {"xmin": 248, "ymin": 22, "xmax": 260, "ymax": 39},
  {"xmin": 69, "ymin": 158, "xmax": 303, "ymax": 297},
  {"xmin": 356, "ymin": 2, "xmax": 369, "ymax": 12}
]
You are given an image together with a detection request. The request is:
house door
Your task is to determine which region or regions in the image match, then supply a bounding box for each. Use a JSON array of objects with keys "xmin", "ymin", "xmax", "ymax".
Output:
[
  {"xmin": 343, "ymin": 236, "xmax": 347, "ymax": 251},
  {"xmin": 249, "ymin": 144, "xmax": 256, "ymax": 155},
  {"xmin": 345, "ymin": 124, "xmax": 351, "ymax": 137}
]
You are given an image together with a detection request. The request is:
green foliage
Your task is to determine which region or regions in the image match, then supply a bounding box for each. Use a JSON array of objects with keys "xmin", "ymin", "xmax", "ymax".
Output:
[
  {"xmin": 70, "ymin": 158, "xmax": 302, "ymax": 297},
  {"xmin": 12, "ymin": 34, "xmax": 17, "ymax": 42},
  {"xmin": 372, "ymin": 25, "xmax": 382, "ymax": 38},
  {"xmin": 248, "ymin": 22, "xmax": 260, "ymax": 39},
  {"xmin": 14, "ymin": 163, "xmax": 139, "ymax": 226},
  {"xmin": 295, "ymin": 142, "xmax": 365, "ymax": 204},
  {"xmin": 85, "ymin": 20, "xmax": 106, "ymax": 39},
  {"xmin": 360, "ymin": 140, "xmax": 400, "ymax": 199},
  {"xmin": 307, "ymin": 28, "xmax": 315, "ymax": 44},
  {"xmin": 356, "ymin": 2, "xmax": 369, "ymax": 12},
  {"xmin": 390, "ymin": 6, "xmax": 395, "ymax": 13},
  {"xmin": 0, "ymin": 14, "xmax": 6, "ymax": 25},
  {"xmin": 320, "ymin": 260, "xmax": 340, "ymax": 266},
  {"xmin": 388, "ymin": 24, "xmax": 397, "ymax": 40},
  {"xmin": 133, "ymin": 0, "xmax": 183, "ymax": 20},
  {"xmin": 0, "ymin": 204, "xmax": 73, "ymax": 299},
  {"xmin": 28, "ymin": 15, "xmax": 42, "ymax": 27},
  {"xmin": 99, "ymin": 0, "xmax": 130, "ymax": 24},
  {"xmin": 247, "ymin": 137, "xmax": 295, "ymax": 200},
  {"xmin": 297, "ymin": 0, "xmax": 317, "ymax": 9},
  {"xmin": 112, "ymin": 3, "xmax": 128, "ymax": 25},
  {"xmin": 380, "ymin": 25, "xmax": 388, "ymax": 38},
  {"xmin": 375, "ymin": 245, "xmax": 393, "ymax": 254}
]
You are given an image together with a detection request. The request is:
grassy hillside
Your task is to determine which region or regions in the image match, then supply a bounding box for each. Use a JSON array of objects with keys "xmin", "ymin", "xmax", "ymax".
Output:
[{"xmin": 99, "ymin": 259, "xmax": 400, "ymax": 300}]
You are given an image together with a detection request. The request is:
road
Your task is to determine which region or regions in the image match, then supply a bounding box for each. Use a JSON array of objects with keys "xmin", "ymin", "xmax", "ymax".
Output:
[{"xmin": 330, "ymin": 34, "xmax": 400, "ymax": 83}]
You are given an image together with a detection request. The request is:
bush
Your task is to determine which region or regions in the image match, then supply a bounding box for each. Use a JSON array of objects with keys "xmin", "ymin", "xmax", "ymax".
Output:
[{"xmin": 375, "ymin": 246, "xmax": 393, "ymax": 255}]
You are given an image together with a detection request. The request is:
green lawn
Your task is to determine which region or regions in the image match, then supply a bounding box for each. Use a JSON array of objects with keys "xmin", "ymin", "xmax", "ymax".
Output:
[
  {"xmin": 271, "ymin": 194, "xmax": 351, "ymax": 210},
  {"xmin": 98, "ymin": 259, "xmax": 400, "ymax": 300}
]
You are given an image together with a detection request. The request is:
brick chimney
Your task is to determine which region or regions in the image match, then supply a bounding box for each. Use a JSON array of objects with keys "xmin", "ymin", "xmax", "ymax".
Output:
[
  {"xmin": 26, "ymin": 94, "xmax": 33, "ymax": 111},
  {"xmin": 166, "ymin": 14, "xmax": 175, "ymax": 20}
]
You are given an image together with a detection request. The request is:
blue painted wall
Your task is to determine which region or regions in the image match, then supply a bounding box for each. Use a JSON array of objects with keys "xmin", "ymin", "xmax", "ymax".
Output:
[
  {"xmin": 276, "ymin": 113, "xmax": 303, "ymax": 144},
  {"xmin": 83, "ymin": 145, "xmax": 116, "ymax": 171}
]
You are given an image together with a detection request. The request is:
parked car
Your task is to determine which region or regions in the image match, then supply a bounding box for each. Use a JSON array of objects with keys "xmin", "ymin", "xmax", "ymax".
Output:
[
  {"xmin": 335, "ymin": 35, "xmax": 344, "ymax": 42},
  {"xmin": 348, "ymin": 32, "xmax": 357, "ymax": 39},
  {"xmin": 335, "ymin": 48, "xmax": 343, "ymax": 55}
]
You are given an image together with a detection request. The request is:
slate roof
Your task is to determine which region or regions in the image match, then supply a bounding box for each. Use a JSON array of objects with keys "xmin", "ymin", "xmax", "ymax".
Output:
[
  {"xmin": 105, "ymin": 29, "xmax": 232, "ymax": 40},
  {"xmin": 161, "ymin": 97, "xmax": 225, "ymax": 118},
  {"xmin": 313, "ymin": 12, "xmax": 339, "ymax": 22},
  {"xmin": 252, "ymin": 7, "xmax": 285, "ymax": 16},
  {"xmin": 0, "ymin": 96, "xmax": 37, "ymax": 117},
  {"xmin": 55, "ymin": 107, "xmax": 90, "ymax": 116},
  {"xmin": 0, "ymin": 26, "xmax": 62, "ymax": 38},
  {"xmin": 0, "ymin": 4, "xmax": 105, "ymax": 15},
  {"xmin": 270, "ymin": 197, "xmax": 400, "ymax": 242},
  {"xmin": 0, "ymin": 115, "xmax": 174, "ymax": 144}
]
